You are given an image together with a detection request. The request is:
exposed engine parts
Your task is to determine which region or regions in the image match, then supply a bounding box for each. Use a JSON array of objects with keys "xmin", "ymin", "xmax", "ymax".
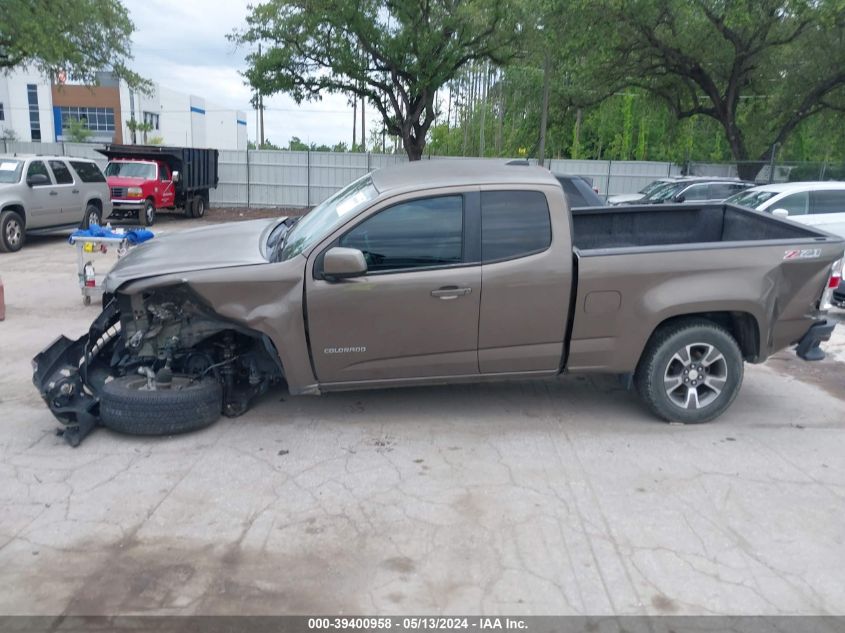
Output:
[{"xmin": 32, "ymin": 287, "xmax": 284, "ymax": 446}]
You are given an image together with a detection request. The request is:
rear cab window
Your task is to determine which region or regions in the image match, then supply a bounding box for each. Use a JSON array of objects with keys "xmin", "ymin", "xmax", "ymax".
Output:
[
  {"xmin": 70, "ymin": 161, "xmax": 106, "ymax": 183},
  {"xmin": 481, "ymin": 190, "xmax": 551, "ymax": 262}
]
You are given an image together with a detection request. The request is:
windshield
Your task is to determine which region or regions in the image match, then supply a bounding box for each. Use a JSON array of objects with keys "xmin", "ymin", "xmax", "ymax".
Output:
[
  {"xmin": 105, "ymin": 161, "xmax": 156, "ymax": 179},
  {"xmin": 724, "ymin": 189, "xmax": 778, "ymax": 209},
  {"xmin": 639, "ymin": 179, "xmax": 671, "ymax": 195},
  {"xmin": 645, "ymin": 181, "xmax": 686, "ymax": 202},
  {"xmin": 277, "ymin": 175, "xmax": 378, "ymax": 261},
  {"xmin": 0, "ymin": 159, "xmax": 24, "ymax": 184}
]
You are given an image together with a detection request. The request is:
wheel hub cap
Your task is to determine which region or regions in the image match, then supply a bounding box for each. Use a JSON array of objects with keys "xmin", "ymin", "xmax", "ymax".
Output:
[
  {"xmin": 6, "ymin": 220, "xmax": 21, "ymax": 245},
  {"xmin": 664, "ymin": 342, "xmax": 728, "ymax": 410}
]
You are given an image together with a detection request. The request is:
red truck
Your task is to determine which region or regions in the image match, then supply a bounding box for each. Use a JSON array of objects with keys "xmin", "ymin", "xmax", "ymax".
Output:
[{"xmin": 97, "ymin": 145, "xmax": 219, "ymax": 226}]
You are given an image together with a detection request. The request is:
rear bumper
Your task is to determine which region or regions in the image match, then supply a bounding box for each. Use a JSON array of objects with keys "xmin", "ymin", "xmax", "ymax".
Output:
[{"xmin": 795, "ymin": 319, "xmax": 835, "ymax": 361}]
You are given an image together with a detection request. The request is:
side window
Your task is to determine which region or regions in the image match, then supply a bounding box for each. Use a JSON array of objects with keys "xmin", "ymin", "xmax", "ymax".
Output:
[
  {"xmin": 69, "ymin": 161, "xmax": 106, "ymax": 183},
  {"xmin": 339, "ymin": 195, "xmax": 463, "ymax": 272},
  {"xmin": 776, "ymin": 192, "xmax": 809, "ymax": 215},
  {"xmin": 26, "ymin": 160, "xmax": 51, "ymax": 185},
  {"xmin": 810, "ymin": 190, "xmax": 845, "ymax": 215},
  {"xmin": 706, "ymin": 183, "xmax": 735, "ymax": 200},
  {"xmin": 681, "ymin": 184, "xmax": 709, "ymax": 200},
  {"xmin": 159, "ymin": 164, "xmax": 169, "ymax": 181},
  {"xmin": 48, "ymin": 160, "xmax": 74, "ymax": 185},
  {"xmin": 481, "ymin": 190, "xmax": 551, "ymax": 262}
]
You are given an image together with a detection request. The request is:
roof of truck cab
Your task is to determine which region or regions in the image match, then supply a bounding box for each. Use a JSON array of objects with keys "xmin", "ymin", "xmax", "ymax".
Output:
[{"xmin": 370, "ymin": 159, "xmax": 559, "ymax": 193}]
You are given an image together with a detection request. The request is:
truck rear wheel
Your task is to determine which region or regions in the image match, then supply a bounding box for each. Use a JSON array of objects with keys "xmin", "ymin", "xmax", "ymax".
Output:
[
  {"xmin": 81, "ymin": 203, "xmax": 101, "ymax": 229},
  {"xmin": 100, "ymin": 375, "xmax": 222, "ymax": 436},
  {"xmin": 635, "ymin": 319, "xmax": 743, "ymax": 424},
  {"xmin": 191, "ymin": 195, "xmax": 206, "ymax": 218},
  {"xmin": 141, "ymin": 200, "xmax": 156, "ymax": 226}
]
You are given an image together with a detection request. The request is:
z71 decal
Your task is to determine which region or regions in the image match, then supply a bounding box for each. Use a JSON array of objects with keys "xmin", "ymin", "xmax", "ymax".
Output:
[{"xmin": 784, "ymin": 248, "xmax": 822, "ymax": 260}]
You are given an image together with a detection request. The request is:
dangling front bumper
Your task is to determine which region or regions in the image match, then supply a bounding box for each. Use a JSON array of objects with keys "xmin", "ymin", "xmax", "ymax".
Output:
[{"xmin": 32, "ymin": 300, "xmax": 119, "ymax": 446}]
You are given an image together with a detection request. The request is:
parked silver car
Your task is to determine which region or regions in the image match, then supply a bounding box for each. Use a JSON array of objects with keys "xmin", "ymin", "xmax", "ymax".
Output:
[{"xmin": 0, "ymin": 155, "xmax": 112, "ymax": 252}]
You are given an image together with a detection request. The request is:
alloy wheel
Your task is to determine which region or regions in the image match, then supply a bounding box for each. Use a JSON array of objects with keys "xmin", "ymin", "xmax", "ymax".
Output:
[{"xmin": 663, "ymin": 342, "xmax": 728, "ymax": 410}]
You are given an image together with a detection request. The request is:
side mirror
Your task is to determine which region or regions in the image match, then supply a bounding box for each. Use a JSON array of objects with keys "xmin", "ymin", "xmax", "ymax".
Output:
[
  {"xmin": 323, "ymin": 247, "xmax": 367, "ymax": 280},
  {"xmin": 171, "ymin": 170, "xmax": 180, "ymax": 182},
  {"xmin": 26, "ymin": 173, "xmax": 49, "ymax": 187},
  {"xmin": 673, "ymin": 194, "xmax": 686, "ymax": 203},
  {"xmin": 771, "ymin": 208, "xmax": 789, "ymax": 218}
]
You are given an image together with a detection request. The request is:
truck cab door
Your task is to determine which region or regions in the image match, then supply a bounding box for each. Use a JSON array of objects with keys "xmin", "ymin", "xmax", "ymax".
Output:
[
  {"xmin": 158, "ymin": 163, "xmax": 176, "ymax": 208},
  {"xmin": 305, "ymin": 193, "xmax": 481, "ymax": 385},
  {"xmin": 477, "ymin": 189, "xmax": 573, "ymax": 373},
  {"xmin": 23, "ymin": 160, "xmax": 62, "ymax": 228}
]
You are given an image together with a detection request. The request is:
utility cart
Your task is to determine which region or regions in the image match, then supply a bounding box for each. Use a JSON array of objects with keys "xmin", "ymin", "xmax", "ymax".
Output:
[{"xmin": 69, "ymin": 232, "xmax": 134, "ymax": 306}]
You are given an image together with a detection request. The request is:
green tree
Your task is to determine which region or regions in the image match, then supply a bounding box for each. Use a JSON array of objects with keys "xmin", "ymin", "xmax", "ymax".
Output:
[
  {"xmin": 126, "ymin": 118, "xmax": 153, "ymax": 144},
  {"xmin": 558, "ymin": 0, "xmax": 845, "ymax": 178},
  {"xmin": 66, "ymin": 117, "xmax": 92, "ymax": 143},
  {"xmin": 0, "ymin": 0, "xmax": 147, "ymax": 88},
  {"xmin": 286, "ymin": 136, "xmax": 308, "ymax": 151},
  {"xmin": 231, "ymin": 0, "xmax": 525, "ymax": 160}
]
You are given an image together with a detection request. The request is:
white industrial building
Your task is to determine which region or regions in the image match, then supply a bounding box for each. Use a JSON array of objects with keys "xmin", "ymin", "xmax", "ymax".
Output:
[{"xmin": 0, "ymin": 69, "xmax": 247, "ymax": 150}]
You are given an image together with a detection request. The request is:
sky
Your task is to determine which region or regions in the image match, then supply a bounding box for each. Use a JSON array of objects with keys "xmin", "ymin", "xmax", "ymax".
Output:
[{"xmin": 123, "ymin": 0, "xmax": 378, "ymax": 147}]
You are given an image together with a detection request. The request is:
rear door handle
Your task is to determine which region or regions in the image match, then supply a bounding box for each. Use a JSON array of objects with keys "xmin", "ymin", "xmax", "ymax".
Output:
[
  {"xmin": 431, "ymin": 286, "xmax": 472, "ymax": 300},
  {"xmin": 72, "ymin": 189, "xmax": 79, "ymax": 194}
]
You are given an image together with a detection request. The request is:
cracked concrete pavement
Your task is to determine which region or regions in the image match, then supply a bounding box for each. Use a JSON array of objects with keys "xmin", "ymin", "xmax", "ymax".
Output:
[{"xmin": 1, "ymin": 217, "xmax": 844, "ymax": 616}]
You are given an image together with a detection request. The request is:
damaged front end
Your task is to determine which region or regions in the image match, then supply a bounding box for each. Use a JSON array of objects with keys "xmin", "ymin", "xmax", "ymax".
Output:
[
  {"xmin": 32, "ymin": 301, "xmax": 121, "ymax": 446},
  {"xmin": 32, "ymin": 287, "xmax": 284, "ymax": 446}
]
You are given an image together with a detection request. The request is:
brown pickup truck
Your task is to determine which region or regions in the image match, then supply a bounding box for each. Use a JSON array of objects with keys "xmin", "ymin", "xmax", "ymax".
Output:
[{"xmin": 33, "ymin": 160, "xmax": 844, "ymax": 445}]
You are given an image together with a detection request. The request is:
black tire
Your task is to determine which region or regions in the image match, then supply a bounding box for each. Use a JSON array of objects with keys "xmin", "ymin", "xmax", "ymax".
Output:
[
  {"xmin": 141, "ymin": 199, "xmax": 156, "ymax": 226},
  {"xmin": 0, "ymin": 209, "xmax": 25, "ymax": 253},
  {"xmin": 100, "ymin": 375, "xmax": 222, "ymax": 436},
  {"xmin": 191, "ymin": 195, "xmax": 206, "ymax": 218},
  {"xmin": 81, "ymin": 203, "xmax": 102, "ymax": 229},
  {"xmin": 635, "ymin": 318, "xmax": 744, "ymax": 424}
]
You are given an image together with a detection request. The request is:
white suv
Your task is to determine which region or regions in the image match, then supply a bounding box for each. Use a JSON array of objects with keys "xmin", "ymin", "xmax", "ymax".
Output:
[
  {"xmin": 0, "ymin": 155, "xmax": 113, "ymax": 253},
  {"xmin": 726, "ymin": 181, "xmax": 845, "ymax": 239}
]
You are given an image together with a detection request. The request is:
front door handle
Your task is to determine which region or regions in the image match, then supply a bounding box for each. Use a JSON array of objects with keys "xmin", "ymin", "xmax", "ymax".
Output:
[
  {"xmin": 49, "ymin": 191, "xmax": 58, "ymax": 196},
  {"xmin": 72, "ymin": 189, "xmax": 80, "ymax": 194},
  {"xmin": 431, "ymin": 286, "xmax": 472, "ymax": 300}
]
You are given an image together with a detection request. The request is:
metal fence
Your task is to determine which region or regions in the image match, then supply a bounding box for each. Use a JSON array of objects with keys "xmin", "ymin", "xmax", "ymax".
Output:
[{"xmin": 8, "ymin": 139, "xmax": 798, "ymax": 208}]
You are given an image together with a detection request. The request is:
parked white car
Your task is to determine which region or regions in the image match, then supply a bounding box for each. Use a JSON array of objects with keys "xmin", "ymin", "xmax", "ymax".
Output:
[{"xmin": 725, "ymin": 181, "xmax": 845, "ymax": 239}]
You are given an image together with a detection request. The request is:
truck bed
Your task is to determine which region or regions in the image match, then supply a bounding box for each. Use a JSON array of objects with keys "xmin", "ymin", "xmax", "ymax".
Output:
[
  {"xmin": 566, "ymin": 203, "xmax": 844, "ymax": 374},
  {"xmin": 571, "ymin": 203, "xmax": 820, "ymax": 251}
]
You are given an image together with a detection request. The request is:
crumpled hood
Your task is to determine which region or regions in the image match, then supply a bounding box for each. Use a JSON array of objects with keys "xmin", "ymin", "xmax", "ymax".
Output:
[{"xmin": 104, "ymin": 218, "xmax": 283, "ymax": 292}]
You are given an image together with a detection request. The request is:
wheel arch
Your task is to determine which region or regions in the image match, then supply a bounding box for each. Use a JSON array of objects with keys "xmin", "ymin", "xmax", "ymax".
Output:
[
  {"xmin": 1, "ymin": 203, "xmax": 27, "ymax": 227},
  {"xmin": 640, "ymin": 311, "xmax": 761, "ymax": 366}
]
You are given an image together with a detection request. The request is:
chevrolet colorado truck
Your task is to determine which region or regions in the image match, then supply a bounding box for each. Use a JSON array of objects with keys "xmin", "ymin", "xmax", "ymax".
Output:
[{"xmin": 33, "ymin": 161, "xmax": 844, "ymax": 445}]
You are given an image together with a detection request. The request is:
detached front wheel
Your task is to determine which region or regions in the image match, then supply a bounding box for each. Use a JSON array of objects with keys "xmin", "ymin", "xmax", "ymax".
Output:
[
  {"xmin": 635, "ymin": 319, "xmax": 743, "ymax": 424},
  {"xmin": 100, "ymin": 375, "xmax": 222, "ymax": 436}
]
